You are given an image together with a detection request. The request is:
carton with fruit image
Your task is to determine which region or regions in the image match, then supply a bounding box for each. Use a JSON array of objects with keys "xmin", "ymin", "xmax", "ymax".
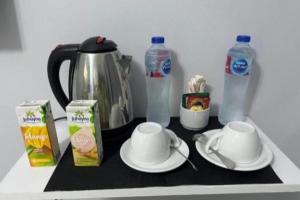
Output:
[
  {"xmin": 66, "ymin": 100, "xmax": 103, "ymax": 166},
  {"xmin": 16, "ymin": 100, "xmax": 61, "ymax": 167}
]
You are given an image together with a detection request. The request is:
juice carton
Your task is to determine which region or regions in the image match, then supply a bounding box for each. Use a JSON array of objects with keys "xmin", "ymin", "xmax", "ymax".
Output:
[
  {"xmin": 66, "ymin": 100, "xmax": 103, "ymax": 166},
  {"xmin": 16, "ymin": 100, "xmax": 61, "ymax": 167}
]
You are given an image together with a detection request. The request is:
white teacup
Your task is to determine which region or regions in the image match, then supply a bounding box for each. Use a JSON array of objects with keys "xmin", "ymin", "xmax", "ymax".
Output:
[
  {"xmin": 205, "ymin": 121, "xmax": 262, "ymax": 164},
  {"xmin": 128, "ymin": 122, "xmax": 179, "ymax": 166}
]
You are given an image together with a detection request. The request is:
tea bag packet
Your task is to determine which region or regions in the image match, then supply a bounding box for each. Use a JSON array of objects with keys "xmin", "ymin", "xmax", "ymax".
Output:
[
  {"xmin": 66, "ymin": 100, "xmax": 103, "ymax": 166},
  {"xmin": 182, "ymin": 93, "xmax": 210, "ymax": 111},
  {"xmin": 184, "ymin": 75, "xmax": 210, "ymax": 111},
  {"xmin": 16, "ymin": 100, "xmax": 61, "ymax": 167}
]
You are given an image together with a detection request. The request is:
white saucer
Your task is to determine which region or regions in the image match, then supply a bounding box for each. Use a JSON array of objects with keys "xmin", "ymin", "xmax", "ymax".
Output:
[
  {"xmin": 195, "ymin": 129, "xmax": 273, "ymax": 171},
  {"xmin": 120, "ymin": 137, "xmax": 189, "ymax": 173}
]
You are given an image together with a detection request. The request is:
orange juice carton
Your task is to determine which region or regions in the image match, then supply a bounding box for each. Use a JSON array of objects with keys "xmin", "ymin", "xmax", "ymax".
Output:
[{"xmin": 16, "ymin": 100, "xmax": 61, "ymax": 167}]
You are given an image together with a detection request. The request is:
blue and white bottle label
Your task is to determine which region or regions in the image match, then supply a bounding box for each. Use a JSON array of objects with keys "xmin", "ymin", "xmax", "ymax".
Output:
[
  {"xmin": 146, "ymin": 58, "xmax": 171, "ymax": 77},
  {"xmin": 161, "ymin": 58, "xmax": 171, "ymax": 76},
  {"xmin": 226, "ymin": 56, "xmax": 249, "ymax": 76}
]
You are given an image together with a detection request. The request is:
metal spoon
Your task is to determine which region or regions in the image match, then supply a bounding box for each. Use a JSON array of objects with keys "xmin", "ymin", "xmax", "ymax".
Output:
[
  {"xmin": 193, "ymin": 134, "xmax": 236, "ymax": 169},
  {"xmin": 170, "ymin": 139, "xmax": 198, "ymax": 171}
]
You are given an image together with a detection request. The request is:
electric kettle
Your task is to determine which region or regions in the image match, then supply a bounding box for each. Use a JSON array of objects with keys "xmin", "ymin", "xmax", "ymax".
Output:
[{"xmin": 47, "ymin": 36, "xmax": 133, "ymax": 131}]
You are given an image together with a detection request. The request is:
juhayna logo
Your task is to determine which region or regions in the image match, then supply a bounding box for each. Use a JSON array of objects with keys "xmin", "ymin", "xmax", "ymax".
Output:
[
  {"xmin": 72, "ymin": 111, "xmax": 89, "ymax": 123},
  {"xmin": 23, "ymin": 111, "xmax": 41, "ymax": 123}
]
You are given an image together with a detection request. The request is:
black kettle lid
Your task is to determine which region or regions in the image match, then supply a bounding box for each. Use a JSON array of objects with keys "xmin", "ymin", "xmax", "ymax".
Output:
[{"xmin": 79, "ymin": 36, "xmax": 117, "ymax": 53}]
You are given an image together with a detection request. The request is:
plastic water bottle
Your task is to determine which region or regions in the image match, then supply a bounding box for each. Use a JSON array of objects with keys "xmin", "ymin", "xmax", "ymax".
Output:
[
  {"xmin": 145, "ymin": 36, "xmax": 171, "ymax": 127},
  {"xmin": 218, "ymin": 35, "xmax": 255, "ymax": 125}
]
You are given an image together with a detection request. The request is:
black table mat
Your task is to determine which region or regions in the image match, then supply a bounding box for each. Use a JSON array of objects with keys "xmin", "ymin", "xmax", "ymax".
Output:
[{"xmin": 45, "ymin": 117, "xmax": 282, "ymax": 191}]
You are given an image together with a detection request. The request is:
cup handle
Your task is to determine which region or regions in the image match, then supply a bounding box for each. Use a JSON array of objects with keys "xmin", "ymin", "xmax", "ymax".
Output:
[
  {"xmin": 204, "ymin": 131, "xmax": 225, "ymax": 154},
  {"xmin": 165, "ymin": 129, "xmax": 181, "ymax": 148}
]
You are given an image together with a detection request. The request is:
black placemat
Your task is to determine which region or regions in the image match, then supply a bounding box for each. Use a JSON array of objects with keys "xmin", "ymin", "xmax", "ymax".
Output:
[{"xmin": 44, "ymin": 117, "xmax": 282, "ymax": 191}]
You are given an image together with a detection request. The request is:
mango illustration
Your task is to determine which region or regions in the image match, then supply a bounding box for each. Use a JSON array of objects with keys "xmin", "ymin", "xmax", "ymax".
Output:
[
  {"xmin": 16, "ymin": 100, "xmax": 61, "ymax": 167},
  {"xmin": 22, "ymin": 126, "xmax": 51, "ymax": 149}
]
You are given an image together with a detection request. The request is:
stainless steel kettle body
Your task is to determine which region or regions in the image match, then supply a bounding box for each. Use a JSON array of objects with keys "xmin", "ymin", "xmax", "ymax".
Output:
[
  {"xmin": 47, "ymin": 36, "xmax": 133, "ymax": 131},
  {"xmin": 72, "ymin": 51, "xmax": 133, "ymax": 130}
]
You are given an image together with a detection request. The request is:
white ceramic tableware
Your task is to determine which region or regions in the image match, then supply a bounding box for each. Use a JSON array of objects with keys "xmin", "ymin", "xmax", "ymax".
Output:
[
  {"xmin": 205, "ymin": 121, "xmax": 262, "ymax": 164},
  {"xmin": 120, "ymin": 135, "xmax": 189, "ymax": 173},
  {"xmin": 180, "ymin": 105, "xmax": 210, "ymax": 131},
  {"xmin": 128, "ymin": 122, "xmax": 179, "ymax": 166},
  {"xmin": 193, "ymin": 133, "xmax": 235, "ymax": 169},
  {"xmin": 196, "ymin": 129, "xmax": 273, "ymax": 171}
]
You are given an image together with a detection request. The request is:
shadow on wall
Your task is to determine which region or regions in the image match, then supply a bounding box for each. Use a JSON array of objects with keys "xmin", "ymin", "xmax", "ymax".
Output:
[
  {"xmin": 206, "ymin": 84, "xmax": 219, "ymax": 116},
  {"xmin": 170, "ymin": 50, "xmax": 184, "ymax": 116},
  {"xmin": 208, "ymin": 60, "xmax": 261, "ymax": 117},
  {"xmin": 246, "ymin": 60, "xmax": 261, "ymax": 115},
  {"xmin": 0, "ymin": 0, "xmax": 22, "ymax": 51}
]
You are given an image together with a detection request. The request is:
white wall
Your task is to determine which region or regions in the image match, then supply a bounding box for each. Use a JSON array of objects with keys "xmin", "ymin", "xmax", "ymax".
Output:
[{"xmin": 1, "ymin": 0, "xmax": 300, "ymax": 185}]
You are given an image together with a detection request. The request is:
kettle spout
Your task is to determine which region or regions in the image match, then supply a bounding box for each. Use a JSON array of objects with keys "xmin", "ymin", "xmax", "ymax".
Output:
[{"xmin": 118, "ymin": 55, "xmax": 132, "ymax": 75}]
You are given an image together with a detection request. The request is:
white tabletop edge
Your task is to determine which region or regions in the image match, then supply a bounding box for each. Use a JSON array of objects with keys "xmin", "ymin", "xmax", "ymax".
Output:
[{"xmin": 1, "ymin": 184, "xmax": 300, "ymax": 200}]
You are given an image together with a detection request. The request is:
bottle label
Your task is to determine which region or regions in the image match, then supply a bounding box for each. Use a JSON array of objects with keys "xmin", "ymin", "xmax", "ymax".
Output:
[
  {"xmin": 161, "ymin": 58, "xmax": 171, "ymax": 76},
  {"xmin": 226, "ymin": 56, "xmax": 249, "ymax": 76},
  {"xmin": 147, "ymin": 58, "xmax": 171, "ymax": 77}
]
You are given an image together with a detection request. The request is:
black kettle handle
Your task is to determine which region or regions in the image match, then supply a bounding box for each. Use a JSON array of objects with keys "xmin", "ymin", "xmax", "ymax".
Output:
[{"xmin": 47, "ymin": 44, "xmax": 79, "ymax": 110}]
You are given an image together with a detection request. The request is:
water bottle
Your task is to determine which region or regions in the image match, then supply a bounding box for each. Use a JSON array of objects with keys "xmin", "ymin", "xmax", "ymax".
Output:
[
  {"xmin": 218, "ymin": 35, "xmax": 255, "ymax": 125},
  {"xmin": 145, "ymin": 36, "xmax": 171, "ymax": 127}
]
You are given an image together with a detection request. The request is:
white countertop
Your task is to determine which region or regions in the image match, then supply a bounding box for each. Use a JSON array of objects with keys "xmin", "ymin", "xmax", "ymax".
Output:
[{"xmin": 1, "ymin": 118, "xmax": 300, "ymax": 200}]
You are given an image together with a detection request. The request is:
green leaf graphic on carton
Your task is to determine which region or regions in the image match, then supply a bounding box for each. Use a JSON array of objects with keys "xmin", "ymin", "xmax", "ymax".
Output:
[
  {"xmin": 38, "ymin": 106, "xmax": 47, "ymax": 123},
  {"xmin": 26, "ymin": 111, "xmax": 35, "ymax": 118},
  {"xmin": 41, "ymin": 116, "xmax": 46, "ymax": 123},
  {"xmin": 69, "ymin": 125, "xmax": 81, "ymax": 136},
  {"xmin": 91, "ymin": 126, "xmax": 96, "ymax": 136},
  {"xmin": 41, "ymin": 107, "xmax": 47, "ymax": 123},
  {"xmin": 75, "ymin": 111, "xmax": 84, "ymax": 118},
  {"xmin": 88, "ymin": 108, "xmax": 94, "ymax": 123},
  {"xmin": 26, "ymin": 145, "xmax": 35, "ymax": 155},
  {"xmin": 90, "ymin": 115, "xmax": 94, "ymax": 123}
]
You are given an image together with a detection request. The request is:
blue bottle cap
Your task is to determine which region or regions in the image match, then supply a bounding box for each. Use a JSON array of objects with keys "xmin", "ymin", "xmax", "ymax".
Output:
[
  {"xmin": 236, "ymin": 35, "xmax": 251, "ymax": 43},
  {"xmin": 151, "ymin": 36, "xmax": 165, "ymax": 44}
]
